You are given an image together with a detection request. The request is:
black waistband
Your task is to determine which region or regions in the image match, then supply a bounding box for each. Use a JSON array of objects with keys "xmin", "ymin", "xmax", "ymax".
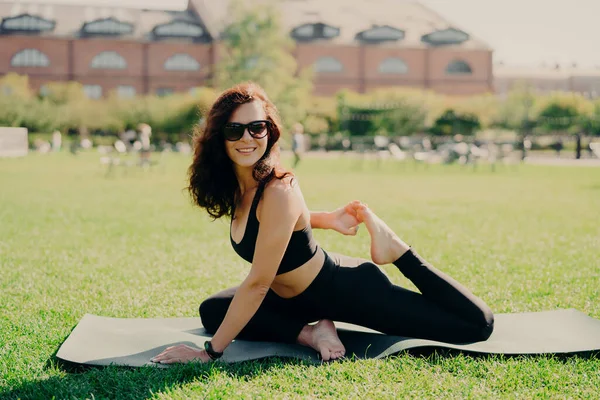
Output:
[{"xmin": 293, "ymin": 249, "xmax": 338, "ymax": 300}]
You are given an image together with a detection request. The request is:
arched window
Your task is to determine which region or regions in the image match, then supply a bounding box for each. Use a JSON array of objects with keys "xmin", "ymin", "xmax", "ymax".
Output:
[
  {"xmin": 117, "ymin": 85, "xmax": 136, "ymax": 98},
  {"xmin": 164, "ymin": 54, "xmax": 200, "ymax": 71},
  {"xmin": 153, "ymin": 21, "xmax": 204, "ymax": 38},
  {"xmin": 314, "ymin": 56, "xmax": 343, "ymax": 73},
  {"xmin": 446, "ymin": 60, "xmax": 472, "ymax": 75},
  {"xmin": 294, "ymin": 24, "xmax": 314, "ymax": 37},
  {"xmin": 82, "ymin": 17, "xmax": 133, "ymax": 36},
  {"xmin": 357, "ymin": 25, "xmax": 404, "ymax": 42},
  {"xmin": 378, "ymin": 58, "xmax": 408, "ymax": 74},
  {"xmin": 291, "ymin": 23, "xmax": 339, "ymax": 40},
  {"xmin": 1, "ymin": 14, "xmax": 55, "ymax": 33},
  {"xmin": 422, "ymin": 28, "xmax": 469, "ymax": 46},
  {"xmin": 90, "ymin": 51, "xmax": 127, "ymax": 69},
  {"xmin": 11, "ymin": 49, "xmax": 50, "ymax": 67}
]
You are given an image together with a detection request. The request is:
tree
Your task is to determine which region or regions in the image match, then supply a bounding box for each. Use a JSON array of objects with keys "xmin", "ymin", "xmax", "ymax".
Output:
[
  {"xmin": 537, "ymin": 93, "xmax": 592, "ymax": 159},
  {"xmin": 0, "ymin": 73, "xmax": 33, "ymax": 99},
  {"xmin": 372, "ymin": 102, "xmax": 427, "ymax": 137},
  {"xmin": 213, "ymin": 0, "xmax": 313, "ymax": 129},
  {"xmin": 0, "ymin": 74, "xmax": 59, "ymax": 131},
  {"xmin": 494, "ymin": 85, "xmax": 537, "ymax": 159},
  {"xmin": 335, "ymin": 88, "xmax": 428, "ymax": 137},
  {"xmin": 42, "ymin": 81, "xmax": 87, "ymax": 105},
  {"xmin": 429, "ymin": 109, "xmax": 480, "ymax": 137},
  {"xmin": 583, "ymin": 101, "xmax": 600, "ymax": 137}
]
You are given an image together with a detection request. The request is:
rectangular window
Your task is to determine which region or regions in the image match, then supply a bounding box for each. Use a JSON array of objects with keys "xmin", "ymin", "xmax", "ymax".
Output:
[
  {"xmin": 156, "ymin": 87, "xmax": 173, "ymax": 97},
  {"xmin": 117, "ymin": 85, "xmax": 136, "ymax": 98},
  {"xmin": 83, "ymin": 84, "xmax": 102, "ymax": 99}
]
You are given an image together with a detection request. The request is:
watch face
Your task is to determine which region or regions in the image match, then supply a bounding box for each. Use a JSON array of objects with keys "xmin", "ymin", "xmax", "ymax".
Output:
[{"xmin": 204, "ymin": 341, "xmax": 222, "ymax": 359}]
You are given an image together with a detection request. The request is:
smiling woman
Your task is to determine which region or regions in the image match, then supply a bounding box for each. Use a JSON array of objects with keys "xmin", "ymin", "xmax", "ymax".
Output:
[{"xmin": 151, "ymin": 81, "xmax": 494, "ymax": 365}]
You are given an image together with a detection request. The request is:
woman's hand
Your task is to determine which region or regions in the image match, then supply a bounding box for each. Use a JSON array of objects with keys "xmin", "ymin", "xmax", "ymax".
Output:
[
  {"xmin": 151, "ymin": 344, "xmax": 212, "ymax": 364},
  {"xmin": 329, "ymin": 200, "xmax": 364, "ymax": 235}
]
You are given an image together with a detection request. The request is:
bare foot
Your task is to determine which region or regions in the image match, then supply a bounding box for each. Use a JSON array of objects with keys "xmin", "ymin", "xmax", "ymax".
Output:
[
  {"xmin": 355, "ymin": 204, "xmax": 410, "ymax": 265},
  {"xmin": 297, "ymin": 320, "xmax": 345, "ymax": 361}
]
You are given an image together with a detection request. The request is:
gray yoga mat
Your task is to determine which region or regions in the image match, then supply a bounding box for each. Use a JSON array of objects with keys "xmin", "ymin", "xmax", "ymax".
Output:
[{"xmin": 56, "ymin": 309, "xmax": 600, "ymax": 367}]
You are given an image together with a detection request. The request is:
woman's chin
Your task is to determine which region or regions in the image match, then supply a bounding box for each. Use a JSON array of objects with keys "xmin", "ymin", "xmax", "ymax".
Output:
[{"xmin": 233, "ymin": 157, "xmax": 259, "ymax": 169}]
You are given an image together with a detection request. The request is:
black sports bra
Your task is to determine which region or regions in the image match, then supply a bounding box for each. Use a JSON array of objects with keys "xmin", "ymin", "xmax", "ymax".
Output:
[{"xmin": 230, "ymin": 182, "xmax": 319, "ymax": 274}]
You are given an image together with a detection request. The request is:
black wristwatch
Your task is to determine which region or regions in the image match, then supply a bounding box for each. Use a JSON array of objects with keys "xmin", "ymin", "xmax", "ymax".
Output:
[{"xmin": 204, "ymin": 340, "xmax": 224, "ymax": 360}]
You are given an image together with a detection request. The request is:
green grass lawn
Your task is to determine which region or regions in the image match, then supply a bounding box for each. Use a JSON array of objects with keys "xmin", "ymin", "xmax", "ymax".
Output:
[{"xmin": 1, "ymin": 152, "xmax": 599, "ymax": 399}]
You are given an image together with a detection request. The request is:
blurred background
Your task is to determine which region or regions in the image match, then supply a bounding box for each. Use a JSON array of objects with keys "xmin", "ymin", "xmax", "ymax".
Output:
[{"xmin": 1, "ymin": 0, "xmax": 599, "ymax": 165}]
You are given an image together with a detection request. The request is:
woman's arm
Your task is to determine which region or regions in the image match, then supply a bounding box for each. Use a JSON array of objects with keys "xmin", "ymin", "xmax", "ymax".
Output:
[
  {"xmin": 310, "ymin": 211, "xmax": 335, "ymax": 229},
  {"xmin": 209, "ymin": 180, "xmax": 303, "ymax": 353}
]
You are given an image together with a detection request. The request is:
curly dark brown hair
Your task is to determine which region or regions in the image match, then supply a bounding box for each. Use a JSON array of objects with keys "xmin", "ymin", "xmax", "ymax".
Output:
[{"xmin": 187, "ymin": 82, "xmax": 291, "ymax": 220}]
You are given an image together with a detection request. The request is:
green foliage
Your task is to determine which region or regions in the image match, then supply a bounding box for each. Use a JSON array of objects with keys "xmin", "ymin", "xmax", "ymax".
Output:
[
  {"xmin": 214, "ymin": 0, "xmax": 313, "ymax": 129},
  {"xmin": 429, "ymin": 109, "xmax": 481, "ymax": 136},
  {"xmin": 535, "ymin": 93, "xmax": 592, "ymax": 134},
  {"xmin": 303, "ymin": 96, "xmax": 338, "ymax": 134},
  {"xmin": 0, "ymin": 73, "xmax": 33, "ymax": 99},
  {"xmin": 0, "ymin": 74, "xmax": 219, "ymax": 142},
  {"xmin": 538, "ymin": 103, "xmax": 580, "ymax": 134},
  {"xmin": 372, "ymin": 102, "xmax": 427, "ymax": 136},
  {"xmin": 583, "ymin": 101, "xmax": 600, "ymax": 136},
  {"xmin": 336, "ymin": 89, "xmax": 428, "ymax": 136},
  {"xmin": 493, "ymin": 84, "xmax": 538, "ymax": 131},
  {"xmin": 43, "ymin": 81, "xmax": 87, "ymax": 105}
]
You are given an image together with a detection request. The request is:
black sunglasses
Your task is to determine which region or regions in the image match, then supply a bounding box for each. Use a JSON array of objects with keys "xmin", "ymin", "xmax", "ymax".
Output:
[{"xmin": 224, "ymin": 120, "xmax": 270, "ymax": 141}]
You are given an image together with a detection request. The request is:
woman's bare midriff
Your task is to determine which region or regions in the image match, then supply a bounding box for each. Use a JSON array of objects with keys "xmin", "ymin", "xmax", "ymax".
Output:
[
  {"xmin": 254, "ymin": 191, "xmax": 325, "ymax": 299},
  {"xmin": 270, "ymin": 249, "xmax": 325, "ymax": 299}
]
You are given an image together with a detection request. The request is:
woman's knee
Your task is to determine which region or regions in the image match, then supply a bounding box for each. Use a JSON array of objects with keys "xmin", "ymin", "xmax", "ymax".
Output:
[
  {"xmin": 199, "ymin": 297, "xmax": 228, "ymax": 333},
  {"xmin": 357, "ymin": 263, "xmax": 394, "ymax": 290}
]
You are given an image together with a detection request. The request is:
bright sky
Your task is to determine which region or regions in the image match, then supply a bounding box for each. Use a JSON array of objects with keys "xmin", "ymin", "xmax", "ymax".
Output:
[
  {"xmin": 14, "ymin": 0, "xmax": 600, "ymax": 68},
  {"xmin": 419, "ymin": 0, "xmax": 599, "ymax": 68}
]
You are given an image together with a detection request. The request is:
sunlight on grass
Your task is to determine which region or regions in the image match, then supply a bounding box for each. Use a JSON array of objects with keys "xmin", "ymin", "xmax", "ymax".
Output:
[{"xmin": 1, "ymin": 152, "xmax": 599, "ymax": 399}]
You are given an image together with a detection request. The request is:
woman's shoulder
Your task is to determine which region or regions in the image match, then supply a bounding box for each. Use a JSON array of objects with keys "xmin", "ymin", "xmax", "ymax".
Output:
[
  {"xmin": 255, "ymin": 173, "xmax": 305, "ymax": 223},
  {"xmin": 264, "ymin": 174, "xmax": 298, "ymax": 196},
  {"xmin": 261, "ymin": 174, "xmax": 303, "ymax": 209}
]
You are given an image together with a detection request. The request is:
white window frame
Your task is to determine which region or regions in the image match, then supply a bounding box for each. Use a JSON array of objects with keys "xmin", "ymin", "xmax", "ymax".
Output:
[
  {"xmin": 2, "ymin": 14, "xmax": 54, "ymax": 32},
  {"xmin": 164, "ymin": 54, "xmax": 200, "ymax": 71},
  {"xmin": 91, "ymin": 51, "xmax": 127, "ymax": 70},
  {"xmin": 294, "ymin": 24, "xmax": 314, "ymax": 37},
  {"xmin": 83, "ymin": 84, "xmax": 102, "ymax": 99},
  {"xmin": 117, "ymin": 85, "xmax": 136, "ymax": 98},
  {"xmin": 322, "ymin": 25, "xmax": 339, "ymax": 38},
  {"xmin": 360, "ymin": 26, "xmax": 404, "ymax": 41},
  {"xmin": 83, "ymin": 18, "xmax": 133, "ymax": 35},
  {"xmin": 423, "ymin": 28, "xmax": 469, "ymax": 45},
  {"xmin": 11, "ymin": 49, "xmax": 50, "ymax": 67},
  {"xmin": 154, "ymin": 21, "xmax": 204, "ymax": 38},
  {"xmin": 314, "ymin": 56, "xmax": 343, "ymax": 73},
  {"xmin": 378, "ymin": 58, "xmax": 409, "ymax": 74},
  {"xmin": 446, "ymin": 60, "xmax": 473, "ymax": 75}
]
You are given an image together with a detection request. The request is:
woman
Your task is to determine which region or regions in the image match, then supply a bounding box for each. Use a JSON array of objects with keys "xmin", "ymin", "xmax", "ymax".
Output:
[{"xmin": 151, "ymin": 83, "xmax": 494, "ymax": 364}]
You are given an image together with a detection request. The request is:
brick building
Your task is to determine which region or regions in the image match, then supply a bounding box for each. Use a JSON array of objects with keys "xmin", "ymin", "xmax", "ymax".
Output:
[{"xmin": 0, "ymin": 0, "xmax": 494, "ymax": 98}]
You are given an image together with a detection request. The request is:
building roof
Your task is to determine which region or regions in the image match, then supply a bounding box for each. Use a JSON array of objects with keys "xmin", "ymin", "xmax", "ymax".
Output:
[
  {"xmin": 0, "ymin": 0, "xmax": 489, "ymax": 49},
  {"xmin": 0, "ymin": 0, "xmax": 210, "ymax": 40},
  {"xmin": 193, "ymin": 0, "xmax": 489, "ymax": 49}
]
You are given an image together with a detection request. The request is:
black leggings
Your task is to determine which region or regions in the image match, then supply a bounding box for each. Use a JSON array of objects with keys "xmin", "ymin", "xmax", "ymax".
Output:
[{"xmin": 199, "ymin": 248, "xmax": 494, "ymax": 344}]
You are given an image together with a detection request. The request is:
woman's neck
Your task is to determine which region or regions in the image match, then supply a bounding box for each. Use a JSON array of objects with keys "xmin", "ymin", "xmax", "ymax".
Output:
[{"xmin": 234, "ymin": 166, "xmax": 258, "ymax": 196}]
